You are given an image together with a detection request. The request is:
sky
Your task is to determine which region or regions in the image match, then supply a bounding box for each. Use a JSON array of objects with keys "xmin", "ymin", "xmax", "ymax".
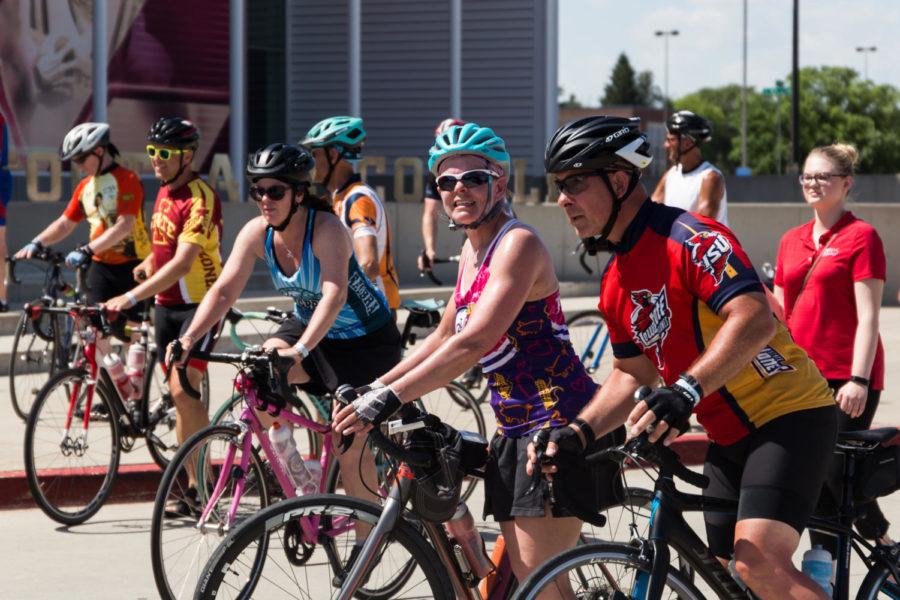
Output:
[{"xmin": 559, "ymin": 0, "xmax": 900, "ymax": 105}]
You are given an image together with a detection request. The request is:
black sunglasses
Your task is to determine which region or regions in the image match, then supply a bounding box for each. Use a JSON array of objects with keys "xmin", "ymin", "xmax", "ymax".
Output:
[
  {"xmin": 249, "ymin": 184, "xmax": 291, "ymax": 201},
  {"xmin": 554, "ymin": 170, "xmax": 608, "ymax": 196},
  {"xmin": 435, "ymin": 169, "xmax": 497, "ymax": 192}
]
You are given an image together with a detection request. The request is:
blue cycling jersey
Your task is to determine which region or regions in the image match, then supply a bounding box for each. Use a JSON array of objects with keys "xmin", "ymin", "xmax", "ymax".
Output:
[{"xmin": 264, "ymin": 208, "xmax": 391, "ymax": 339}]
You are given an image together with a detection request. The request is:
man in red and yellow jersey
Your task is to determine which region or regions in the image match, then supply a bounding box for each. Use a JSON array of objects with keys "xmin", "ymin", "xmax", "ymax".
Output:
[
  {"xmin": 302, "ymin": 116, "xmax": 400, "ymax": 311},
  {"xmin": 105, "ymin": 118, "xmax": 223, "ymax": 516},
  {"xmin": 16, "ymin": 122, "xmax": 150, "ymax": 321},
  {"xmin": 536, "ymin": 116, "xmax": 838, "ymax": 600}
]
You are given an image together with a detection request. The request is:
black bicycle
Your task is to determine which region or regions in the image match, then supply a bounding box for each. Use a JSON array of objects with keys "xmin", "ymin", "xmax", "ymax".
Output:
[
  {"xmin": 7, "ymin": 247, "xmax": 87, "ymax": 420},
  {"xmin": 515, "ymin": 421, "xmax": 900, "ymax": 599}
]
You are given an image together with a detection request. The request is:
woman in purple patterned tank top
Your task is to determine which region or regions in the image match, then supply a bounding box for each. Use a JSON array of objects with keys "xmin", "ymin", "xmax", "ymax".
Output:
[{"xmin": 334, "ymin": 123, "xmax": 613, "ymax": 591}]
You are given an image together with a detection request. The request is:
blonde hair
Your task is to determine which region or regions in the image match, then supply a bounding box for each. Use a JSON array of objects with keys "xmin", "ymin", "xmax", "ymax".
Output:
[{"xmin": 808, "ymin": 143, "xmax": 859, "ymax": 176}]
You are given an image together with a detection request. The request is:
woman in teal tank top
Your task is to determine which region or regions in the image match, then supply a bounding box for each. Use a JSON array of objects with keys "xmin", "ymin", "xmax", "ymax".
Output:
[{"xmin": 172, "ymin": 143, "xmax": 401, "ymax": 526}]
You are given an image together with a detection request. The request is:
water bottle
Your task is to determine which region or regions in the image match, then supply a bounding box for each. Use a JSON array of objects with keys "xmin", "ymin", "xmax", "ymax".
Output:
[
  {"xmin": 444, "ymin": 501, "xmax": 494, "ymax": 580},
  {"xmin": 801, "ymin": 545, "xmax": 833, "ymax": 596},
  {"xmin": 269, "ymin": 422, "xmax": 316, "ymax": 495},
  {"xmin": 125, "ymin": 344, "xmax": 146, "ymax": 400},
  {"xmin": 103, "ymin": 353, "xmax": 135, "ymax": 400}
]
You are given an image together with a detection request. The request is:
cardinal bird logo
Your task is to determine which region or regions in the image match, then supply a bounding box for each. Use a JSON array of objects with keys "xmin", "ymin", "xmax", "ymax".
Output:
[
  {"xmin": 686, "ymin": 230, "xmax": 733, "ymax": 286},
  {"xmin": 629, "ymin": 287, "xmax": 672, "ymax": 369}
]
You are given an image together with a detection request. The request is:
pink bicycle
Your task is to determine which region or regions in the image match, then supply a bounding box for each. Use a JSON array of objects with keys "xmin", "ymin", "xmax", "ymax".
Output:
[{"xmin": 149, "ymin": 346, "xmax": 410, "ymax": 600}]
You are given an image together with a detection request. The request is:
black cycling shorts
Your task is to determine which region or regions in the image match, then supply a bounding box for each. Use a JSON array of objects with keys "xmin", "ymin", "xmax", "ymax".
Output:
[
  {"xmin": 85, "ymin": 260, "xmax": 147, "ymax": 322},
  {"xmin": 703, "ymin": 405, "xmax": 838, "ymax": 557},
  {"xmin": 269, "ymin": 314, "xmax": 402, "ymax": 396},
  {"xmin": 483, "ymin": 428, "xmax": 626, "ymax": 522},
  {"xmin": 154, "ymin": 303, "xmax": 221, "ymax": 373}
]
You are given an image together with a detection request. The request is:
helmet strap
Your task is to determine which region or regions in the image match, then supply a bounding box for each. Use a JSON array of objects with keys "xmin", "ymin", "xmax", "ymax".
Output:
[
  {"xmin": 321, "ymin": 146, "xmax": 347, "ymax": 191},
  {"xmin": 446, "ymin": 175, "xmax": 504, "ymax": 230},
  {"xmin": 162, "ymin": 153, "xmax": 188, "ymax": 187},
  {"xmin": 587, "ymin": 170, "xmax": 641, "ymax": 251},
  {"xmin": 674, "ymin": 135, "xmax": 699, "ymax": 166},
  {"xmin": 270, "ymin": 188, "xmax": 302, "ymax": 232}
]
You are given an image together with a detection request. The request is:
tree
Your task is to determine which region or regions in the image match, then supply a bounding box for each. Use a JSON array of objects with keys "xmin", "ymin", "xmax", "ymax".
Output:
[
  {"xmin": 602, "ymin": 53, "xmax": 641, "ymax": 105},
  {"xmin": 674, "ymin": 67, "xmax": 900, "ymax": 174},
  {"xmin": 558, "ymin": 86, "xmax": 582, "ymax": 109}
]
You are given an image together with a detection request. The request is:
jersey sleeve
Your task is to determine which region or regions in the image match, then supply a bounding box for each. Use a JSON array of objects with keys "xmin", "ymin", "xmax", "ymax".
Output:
[
  {"xmin": 114, "ymin": 169, "xmax": 144, "ymax": 217},
  {"xmin": 345, "ymin": 193, "xmax": 378, "ymax": 238},
  {"xmin": 178, "ymin": 185, "xmax": 216, "ymax": 246},
  {"xmin": 850, "ymin": 225, "xmax": 886, "ymax": 282},
  {"xmin": 62, "ymin": 179, "xmax": 88, "ymax": 222},
  {"xmin": 675, "ymin": 217, "xmax": 764, "ymax": 314}
]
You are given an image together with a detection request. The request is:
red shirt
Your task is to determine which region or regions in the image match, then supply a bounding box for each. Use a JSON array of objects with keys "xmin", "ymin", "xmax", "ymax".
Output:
[
  {"xmin": 774, "ymin": 211, "xmax": 885, "ymax": 389},
  {"xmin": 600, "ymin": 200, "xmax": 833, "ymax": 445},
  {"xmin": 150, "ymin": 176, "xmax": 223, "ymax": 306}
]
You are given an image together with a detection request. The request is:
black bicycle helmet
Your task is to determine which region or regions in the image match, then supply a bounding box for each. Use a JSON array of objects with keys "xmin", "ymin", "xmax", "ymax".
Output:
[
  {"xmin": 246, "ymin": 143, "xmax": 315, "ymax": 187},
  {"xmin": 247, "ymin": 143, "xmax": 316, "ymax": 232},
  {"xmin": 147, "ymin": 117, "xmax": 200, "ymax": 149},
  {"xmin": 666, "ymin": 110, "xmax": 711, "ymax": 144},
  {"xmin": 545, "ymin": 116, "xmax": 652, "ymax": 253}
]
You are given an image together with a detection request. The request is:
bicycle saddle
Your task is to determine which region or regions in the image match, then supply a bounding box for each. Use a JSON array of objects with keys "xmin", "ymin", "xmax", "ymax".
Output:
[{"xmin": 838, "ymin": 427, "xmax": 899, "ymax": 445}]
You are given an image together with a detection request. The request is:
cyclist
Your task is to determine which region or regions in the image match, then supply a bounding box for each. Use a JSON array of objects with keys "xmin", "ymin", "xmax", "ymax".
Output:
[
  {"xmin": 536, "ymin": 116, "xmax": 838, "ymax": 599},
  {"xmin": 104, "ymin": 117, "xmax": 223, "ymax": 514},
  {"xmin": 334, "ymin": 123, "xmax": 613, "ymax": 593},
  {"xmin": 170, "ymin": 143, "xmax": 400, "ymax": 552},
  {"xmin": 15, "ymin": 122, "xmax": 151, "ymax": 323},
  {"xmin": 301, "ymin": 116, "xmax": 400, "ymax": 313},
  {"xmin": 652, "ymin": 109, "xmax": 728, "ymax": 225},
  {"xmin": 418, "ymin": 117, "xmax": 464, "ymax": 273},
  {"xmin": 0, "ymin": 113, "xmax": 10, "ymax": 310}
]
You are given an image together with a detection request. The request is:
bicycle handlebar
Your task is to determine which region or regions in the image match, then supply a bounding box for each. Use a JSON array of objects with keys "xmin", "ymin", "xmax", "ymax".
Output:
[
  {"xmin": 418, "ymin": 252, "xmax": 460, "ymax": 286},
  {"xmin": 587, "ymin": 432, "xmax": 710, "ymax": 489},
  {"xmin": 8, "ymin": 246, "xmax": 89, "ymax": 292}
]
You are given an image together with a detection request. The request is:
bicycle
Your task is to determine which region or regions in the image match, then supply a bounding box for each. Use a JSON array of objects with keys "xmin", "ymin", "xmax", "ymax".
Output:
[
  {"xmin": 150, "ymin": 346, "xmax": 415, "ymax": 600},
  {"xmin": 22, "ymin": 303, "xmax": 209, "ymax": 525},
  {"xmin": 515, "ymin": 424, "xmax": 900, "ymax": 599},
  {"xmin": 7, "ymin": 246, "xmax": 87, "ymax": 420}
]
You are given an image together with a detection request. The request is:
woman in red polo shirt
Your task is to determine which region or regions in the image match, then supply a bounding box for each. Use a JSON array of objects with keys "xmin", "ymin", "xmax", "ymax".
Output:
[{"xmin": 774, "ymin": 142, "xmax": 893, "ymax": 552}]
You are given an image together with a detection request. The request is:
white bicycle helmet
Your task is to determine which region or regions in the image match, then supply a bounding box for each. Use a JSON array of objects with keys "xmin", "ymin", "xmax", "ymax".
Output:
[{"xmin": 60, "ymin": 122, "xmax": 110, "ymax": 161}]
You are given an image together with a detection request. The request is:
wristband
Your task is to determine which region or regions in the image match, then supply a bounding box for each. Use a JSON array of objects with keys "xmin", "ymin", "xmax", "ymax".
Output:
[
  {"xmin": 293, "ymin": 342, "xmax": 310, "ymax": 359},
  {"xmin": 673, "ymin": 373, "xmax": 703, "ymax": 407},
  {"xmin": 80, "ymin": 244, "xmax": 94, "ymax": 257},
  {"xmin": 572, "ymin": 417, "xmax": 596, "ymax": 447},
  {"xmin": 124, "ymin": 291, "xmax": 138, "ymax": 307},
  {"xmin": 849, "ymin": 375, "xmax": 870, "ymax": 388}
]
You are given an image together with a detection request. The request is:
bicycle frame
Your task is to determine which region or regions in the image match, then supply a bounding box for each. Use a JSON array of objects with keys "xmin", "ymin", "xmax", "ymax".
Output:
[
  {"xmin": 197, "ymin": 373, "xmax": 343, "ymax": 543},
  {"xmin": 579, "ymin": 323, "xmax": 609, "ymax": 373}
]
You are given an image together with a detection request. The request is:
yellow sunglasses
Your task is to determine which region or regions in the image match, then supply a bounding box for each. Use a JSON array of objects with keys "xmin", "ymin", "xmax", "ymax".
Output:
[{"xmin": 146, "ymin": 145, "xmax": 187, "ymax": 160}]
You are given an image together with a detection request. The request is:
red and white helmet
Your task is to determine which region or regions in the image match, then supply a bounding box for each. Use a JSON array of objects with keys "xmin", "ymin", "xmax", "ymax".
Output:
[{"xmin": 434, "ymin": 118, "xmax": 466, "ymax": 136}]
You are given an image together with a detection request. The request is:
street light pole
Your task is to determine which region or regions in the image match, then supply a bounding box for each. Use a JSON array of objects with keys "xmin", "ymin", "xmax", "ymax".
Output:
[
  {"xmin": 855, "ymin": 46, "xmax": 877, "ymax": 80},
  {"xmin": 655, "ymin": 29, "xmax": 679, "ymax": 118},
  {"xmin": 740, "ymin": 0, "xmax": 748, "ymax": 170}
]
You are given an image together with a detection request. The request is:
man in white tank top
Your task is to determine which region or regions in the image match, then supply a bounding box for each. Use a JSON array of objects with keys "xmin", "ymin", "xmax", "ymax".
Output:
[{"xmin": 651, "ymin": 110, "xmax": 728, "ymax": 225}]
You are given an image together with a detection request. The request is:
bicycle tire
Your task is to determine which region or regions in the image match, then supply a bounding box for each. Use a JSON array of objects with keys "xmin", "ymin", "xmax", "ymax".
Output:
[
  {"xmin": 194, "ymin": 493, "xmax": 454, "ymax": 600},
  {"xmin": 566, "ymin": 310, "xmax": 610, "ymax": 383},
  {"xmin": 416, "ymin": 381, "xmax": 487, "ymax": 501},
  {"xmin": 857, "ymin": 555, "xmax": 900, "ymax": 599},
  {"xmin": 228, "ymin": 311, "xmax": 284, "ymax": 352},
  {"xmin": 9, "ymin": 310, "xmax": 66, "ymax": 420},
  {"xmin": 151, "ymin": 424, "xmax": 271, "ymax": 600},
  {"xmin": 24, "ymin": 368, "xmax": 121, "ymax": 525},
  {"xmin": 209, "ymin": 389, "xmax": 321, "ymax": 459},
  {"xmin": 143, "ymin": 354, "xmax": 211, "ymax": 468},
  {"xmin": 514, "ymin": 542, "xmax": 704, "ymax": 600}
]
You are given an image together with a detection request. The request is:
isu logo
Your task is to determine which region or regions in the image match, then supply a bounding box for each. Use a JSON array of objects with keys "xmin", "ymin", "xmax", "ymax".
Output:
[
  {"xmin": 630, "ymin": 286, "xmax": 672, "ymax": 369},
  {"xmin": 686, "ymin": 230, "xmax": 733, "ymax": 286},
  {"xmin": 751, "ymin": 346, "xmax": 796, "ymax": 378}
]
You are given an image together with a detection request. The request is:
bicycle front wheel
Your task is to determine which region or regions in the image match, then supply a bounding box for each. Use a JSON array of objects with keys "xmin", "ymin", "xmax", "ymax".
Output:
[
  {"xmin": 515, "ymin": 542, "xmax": 703, "ymax": 600},
  {"xmin": 228, "ymin": 311, "xmax": 284, "ymax": 351},
  {"xmin": 151, "ymin": 424, "xmax": 270, "ymax": 600},
  {"xmin": 857, "ymin": 556, "xmax": 900, "ymax": 599},
  {"xmin": 9, "ymin": 310, "xmax": 67, "ymax": 420},
  {"xmin": 194, "ymin": 494, "xmax": 453, "ymax": 600},
  {"xmin": 566, "ymin": 310, "xmax": 611, "ymax": 383},
  {"xmin": 24, "ymin": 368, "xmax": 121, "ymax": 525}
]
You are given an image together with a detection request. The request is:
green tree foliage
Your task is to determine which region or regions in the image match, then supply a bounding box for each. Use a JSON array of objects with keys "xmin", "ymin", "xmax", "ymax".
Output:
[
  {"xmin": 602, "ymin": 53, "xmax": 663, "ymax": 107},
  {"xmin": 674, "ymin": 67, "xmax": 900, "ymax": 174}
]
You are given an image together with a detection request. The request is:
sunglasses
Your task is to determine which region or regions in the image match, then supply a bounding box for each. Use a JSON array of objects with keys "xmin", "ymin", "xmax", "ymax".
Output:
[
  {"xmin": 146, "ymin": 145, "xmax": 186, "ymax": 160},
  {"xmin": 435, "ymin": 169, "xmax": 498, "ymax": 192},
  {"xmin": 554, "ymin": 170, "xmax": 607, "ymax": 196},
  {"xmin": 249, "ymin": 184, "xmax": 291, "ymax": 201}
]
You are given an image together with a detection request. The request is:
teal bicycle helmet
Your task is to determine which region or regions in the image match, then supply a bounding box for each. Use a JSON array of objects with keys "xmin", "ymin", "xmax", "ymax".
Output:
[
  {"xmin": 428, "ymin": 123, "xmax": 510, "ymax": 174},
  {"xmin": 302, "ymin": 116, "xmax": 366, "ymax": 156}
]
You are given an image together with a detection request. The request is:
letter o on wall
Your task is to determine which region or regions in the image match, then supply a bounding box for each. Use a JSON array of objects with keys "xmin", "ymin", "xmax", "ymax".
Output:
[
  {"xmin": 27, "ymin": 152, "xmax": 63, "ymax": 202},
  {"xmin": 393, "ymin": 158, "xmax": 423, "ymax": 202}
]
